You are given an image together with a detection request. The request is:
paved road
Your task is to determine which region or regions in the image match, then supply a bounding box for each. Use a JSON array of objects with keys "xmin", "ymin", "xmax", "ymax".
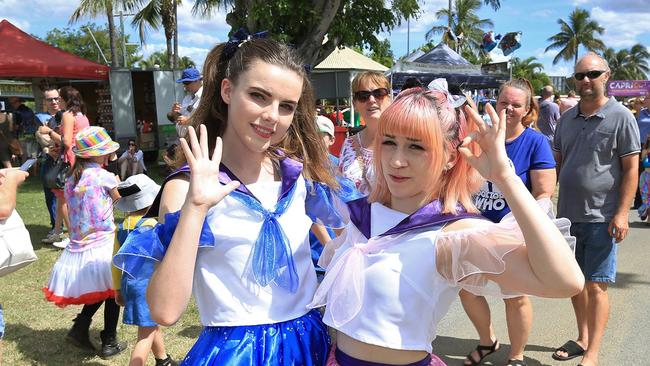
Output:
[{"xmin": 432, "ymin": 209, "xmax": 649, "ymax": 366}]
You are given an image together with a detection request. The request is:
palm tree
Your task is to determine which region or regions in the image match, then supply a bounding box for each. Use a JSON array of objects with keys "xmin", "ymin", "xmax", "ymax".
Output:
[
  {"xmin": 129, "ymin": 0, "xmax": 181, "ymax": 69},
  {"xmin": 70, "ymin": 0, "xmax": 127, "ymax": 68},
  {"xmin": 604, "ymin": 45, "xmax": 649, "ymax": 80},
  {"xmin": 628, "ymin": 44, "xmax": 650, "ymax": 79},
  {"xmin": 512, "ymin": 56, "xmax": 544, "ymax": 78},
  {"xmin": 545, "ymin": 8, "xmax": 605, "ymax": 66},
  {"xmin": 427, "ymin": 0, "xmax": 494, "ymax": 57},
  {"xmin": 138, "ymin": 50, "xmax": 194, "ymax": 68}
]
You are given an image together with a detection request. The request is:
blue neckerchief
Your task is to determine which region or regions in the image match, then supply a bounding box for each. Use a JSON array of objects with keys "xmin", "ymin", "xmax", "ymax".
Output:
[
  {"xmin": 347, "ymin": 197, "xmax": 483, "ymax": 239},
  {"xmin": 150, "ymin": 157, "xmax": 303, "ymax": 293}
]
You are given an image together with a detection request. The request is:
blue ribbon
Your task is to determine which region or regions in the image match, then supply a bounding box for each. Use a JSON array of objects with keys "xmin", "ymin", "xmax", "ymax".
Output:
[{"xmin": 223, "ymin": 28, "xmax": 271, "ymax": 61}]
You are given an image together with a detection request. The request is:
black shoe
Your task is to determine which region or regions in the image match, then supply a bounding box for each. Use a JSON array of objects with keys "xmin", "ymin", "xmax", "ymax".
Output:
[
  {"xmin": 66, "ymin": 315, "xmax": 96, "ymax": 351},
  {"xmin": 155, "ymin": 355, "xmax": 178, "ymax": 366},
  {"xmin": 99, "ymin": 330, "xmax": 128, "ymax": 359}
]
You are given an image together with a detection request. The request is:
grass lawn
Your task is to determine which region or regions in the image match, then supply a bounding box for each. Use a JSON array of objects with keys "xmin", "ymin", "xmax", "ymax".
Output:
[{"xmin": 0, "ymin": 165, "xmax": 201, "ymax": 365}]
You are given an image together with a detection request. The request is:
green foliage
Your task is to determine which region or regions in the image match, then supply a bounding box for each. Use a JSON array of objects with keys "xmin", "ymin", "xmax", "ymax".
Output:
[
  {"xmin": 191, "ymin": 0, "xmax": 419, "ymax": 65},
  {"xmin": 425, "ymin": 0, "xmax": 493, "ymax": 62},
  {"xmin": 545, "ymin": 8, "xmax": 605, "ymax": 65},
  {"xmin": 512, "ymin": 56, "xmax": 550, "ymax": 93},
  {"xmin": 368, "ymin": 39, "xmax": 395, "ymax": 67},
  {"xmin": 43, "ymin": 23, "xmax": 142, "ymax": 67},
  {"xmin": 139, "ymin": 50, "xmax": 195, "ymax": 69},
  {"xmin": 603, "ymin": 44, "xmax": 649, "ymax": 80},
  {"xmin": 128, "ymin": 0, "xmax": 181, "ymax": 67}
]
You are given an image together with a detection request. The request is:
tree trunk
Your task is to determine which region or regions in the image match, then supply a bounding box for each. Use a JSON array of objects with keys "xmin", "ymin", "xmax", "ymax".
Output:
[
  {"xmin": 173, "ymin": 0, "xmax": 178, "ymax": 69},
  {"xmin": 162, "ymin": 0, "xmax": 174, "ymax": 68},
  {"xmin": 295, "ymin": 0, "xmax": 343, "ymax": 66},
  {"xmin": 106, "ymin": 2, "xmax": 118, "ymax": 68}
]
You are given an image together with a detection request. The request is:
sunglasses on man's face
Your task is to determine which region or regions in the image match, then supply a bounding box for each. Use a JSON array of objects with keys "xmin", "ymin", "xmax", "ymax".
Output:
[
  {"xmin": 46, "ymin": 97, "xmax": 60, "ymax": 102},
  {"xmin": 574, "ymin": 70, "xmax": 606, "ymax": 81},
  {"xmin": 354, "ymin": 88, "xmax": 390, "ymax": 102}
]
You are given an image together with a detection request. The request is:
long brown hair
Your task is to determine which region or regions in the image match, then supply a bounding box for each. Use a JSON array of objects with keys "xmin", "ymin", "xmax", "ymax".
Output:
[
  {"xmin": 498, "ymin": 78, "xmax": 538, "ymax": 128},
  {"xmin": 179, "ymin": 38, "xmax": 336, "ymax": 187},
  {"xmin": 59, "ymin": 86, "xmax": 86, "ymax": 115},
  {"xmin": 68, "ymin": 157, "xmax": 91, "ymax": 187}
]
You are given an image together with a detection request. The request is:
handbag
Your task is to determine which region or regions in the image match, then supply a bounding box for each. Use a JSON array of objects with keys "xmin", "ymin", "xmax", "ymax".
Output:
[
  {"xmin": 44, "ymin": 147, "xmax": 70, "ymax": 190},
  {"xmin": 0, "ymin": 209, "xmax": 37, "ymax": 277}
]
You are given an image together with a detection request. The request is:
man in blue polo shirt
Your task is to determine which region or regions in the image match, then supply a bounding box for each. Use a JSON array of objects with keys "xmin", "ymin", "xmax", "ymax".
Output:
[{"xmin": 552, "ymin": 53, "xmax": 640, "ymax": 366}]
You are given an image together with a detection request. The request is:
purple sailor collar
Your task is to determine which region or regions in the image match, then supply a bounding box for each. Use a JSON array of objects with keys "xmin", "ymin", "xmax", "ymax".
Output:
[{"xmin": 346, "ymin": 197, "xmax": 482, "ymax": 239}]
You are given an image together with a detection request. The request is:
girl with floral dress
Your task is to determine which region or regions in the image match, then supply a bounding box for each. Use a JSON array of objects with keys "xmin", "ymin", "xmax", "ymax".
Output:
[{"xmin": 43, "ymin": 126, "xmax": 127, "ymax": 359}]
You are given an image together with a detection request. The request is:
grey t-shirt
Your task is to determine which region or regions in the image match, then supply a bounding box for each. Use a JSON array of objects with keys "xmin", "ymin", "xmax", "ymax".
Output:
[
  {"xmin": 538, "ymin": 99, "xmax": 560, "ymax": 142},
  {"xmin": 553, "ymin": 97, "xmax": 640, "ymax": 222}
]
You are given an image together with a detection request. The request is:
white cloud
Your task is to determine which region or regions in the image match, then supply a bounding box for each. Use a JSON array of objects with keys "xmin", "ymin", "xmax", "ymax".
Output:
[
  {"xmin": 533, "ymin": 47, "xmax": 555, "ymax": 60},
  {"xmin": 572, "ymin": 0, "xmax": 591, "ymax": 5},
  {"xmin": 182, "ymin": 31, "xmax": 220, "ymax": 46},
  {"xmin": 4, "ymin": 17, "xmax": 30, "ymax": 31},
  {"xmin": 544, "ymin": 64, "xmax": 572, "ymax": 77},
  {"xmin": 393, "ymin": 0, "xmax": 449, "ymax": 35},
  {"xmin": 489, "ymin": 49, "xmax": 511, "ymax": 63},
  {"xmin": 590, "ymin": 6, "xmax": 650, "ymax": 48},
  {"xmin": 531, "ymin": 9, "xmax": 553, "ymax": 18}
]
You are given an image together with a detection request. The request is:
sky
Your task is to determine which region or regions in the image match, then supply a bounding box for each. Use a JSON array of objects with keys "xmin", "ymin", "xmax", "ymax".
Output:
[{"xmin": 2, "ymin": 0, "xmax": 649, "ymax": 78}]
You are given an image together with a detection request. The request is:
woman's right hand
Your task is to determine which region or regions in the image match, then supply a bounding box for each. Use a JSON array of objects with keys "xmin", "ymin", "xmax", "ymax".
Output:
[
  {"xmin": 179, "ymin": 125, "xmax": 240, "ymax": 212},
  {"xmin": 458, "ymin": 103, "xmax": 515, "ymax": 185}
]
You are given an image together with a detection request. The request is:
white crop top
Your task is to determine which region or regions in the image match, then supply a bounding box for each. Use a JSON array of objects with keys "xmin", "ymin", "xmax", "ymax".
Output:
[
  {"xmin": 310, "ymin": 200, "xmax": 570, "ymax": 352},
  {"xmin": 193, "ymin": 177, "xmax": 318, "ymax": 326}
]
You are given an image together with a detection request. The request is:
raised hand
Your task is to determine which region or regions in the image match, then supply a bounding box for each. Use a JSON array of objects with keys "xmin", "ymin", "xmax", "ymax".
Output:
[
  {"xmin": 179, "ymin": 125, "xmax": 240, "ymax": 211},
  {"xmin": 457, "ymin": 103, "xmax": 514, "ymax": 184}
]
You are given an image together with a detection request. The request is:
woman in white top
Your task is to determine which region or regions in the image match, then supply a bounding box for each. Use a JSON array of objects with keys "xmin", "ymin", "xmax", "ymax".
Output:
[
  {"xmin": 310, "ymin": 86, "xmax": 584, "ymax": 366},
  {"xmin": 338, "ymin": 72, "xmax": 392, "ymax": 195},
  {"xmin": 115, "ymin": 36, "xmax": 343, "ymax": 365}
]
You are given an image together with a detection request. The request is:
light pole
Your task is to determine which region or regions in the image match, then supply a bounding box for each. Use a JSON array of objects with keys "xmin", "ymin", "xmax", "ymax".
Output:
[{"xmin": 114, "ymin": 11, "xmax": 137, "ymax": 68}]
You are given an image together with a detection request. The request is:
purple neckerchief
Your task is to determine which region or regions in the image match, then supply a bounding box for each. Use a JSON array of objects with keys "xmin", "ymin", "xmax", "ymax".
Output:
[
  {"xmin": 145, "ymin": 156, "xmax": 303, "ymax": 218},
  {"xmin": 346, "ymin": 197, "xmax": 482, "ymax": 239}
]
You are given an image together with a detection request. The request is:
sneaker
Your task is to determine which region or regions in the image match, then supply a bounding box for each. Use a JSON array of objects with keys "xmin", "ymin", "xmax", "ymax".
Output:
[
  {"xmin": 42, "ymin": 232, "xmax": 62, "ymax": 244},
  {"xmin": 52, "ymin": 237, "xmax": 70, "ymax": 249}
]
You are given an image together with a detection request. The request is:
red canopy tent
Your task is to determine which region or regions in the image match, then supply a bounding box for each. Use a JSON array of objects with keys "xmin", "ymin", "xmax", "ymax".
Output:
[{"xmin": 0, "ymin": 19, "xmax": 109, "ymax": 80}]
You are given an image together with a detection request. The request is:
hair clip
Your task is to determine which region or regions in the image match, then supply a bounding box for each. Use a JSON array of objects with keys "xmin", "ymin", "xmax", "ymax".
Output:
[{"xmin": 222, "ymin": 28, "xmax": 270, "ymax": 61}]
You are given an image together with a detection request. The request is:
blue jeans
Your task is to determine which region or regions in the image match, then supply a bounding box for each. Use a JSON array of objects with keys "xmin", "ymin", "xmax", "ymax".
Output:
[
  {"xmin": 39, "ymin": 155, "xmax": 57, "ymax": 229},
  {"xmin": 0, "ymin": 303, "xmax": 5, "ymax": 339},
  {"xmin": 571, "ymin": 223, "xmax": 617, "ymax": 283}
]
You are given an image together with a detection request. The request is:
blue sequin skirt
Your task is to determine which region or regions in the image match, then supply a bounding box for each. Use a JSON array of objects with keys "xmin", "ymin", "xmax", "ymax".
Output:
[{"xmin": 181, "ymin": 309, "xmax": 330, "ymax": 366}]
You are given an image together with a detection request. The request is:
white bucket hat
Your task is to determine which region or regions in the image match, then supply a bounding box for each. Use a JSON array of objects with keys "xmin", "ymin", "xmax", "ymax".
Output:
[{"xmin": 114, "ymin": 174, "xmax": 161, "ymax": 212}]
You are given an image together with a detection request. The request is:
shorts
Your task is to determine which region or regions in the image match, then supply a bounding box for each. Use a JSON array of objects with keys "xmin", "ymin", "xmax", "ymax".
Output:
[
  {"xmin": 0, "ymin": 304, "xmax": 5, "ymax": 339},
  {"xmin": 571, "ymin": 223, "xmax": 617, "ymax": 283},
  {"xmin": 20, "ymin": 138, "xmax": 39, "ymax": 159}
]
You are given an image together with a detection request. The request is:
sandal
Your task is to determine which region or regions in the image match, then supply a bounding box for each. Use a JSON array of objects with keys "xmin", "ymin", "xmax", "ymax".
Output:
[
  {"xmin": 552, "ymin": 340, "xmax": 585, "ymax": 361},
  {"xmin": 506, "ymin": 359, "xmax": 527, "ymax": 366},
  {"xmin": 463, "ymin": 339, "xmax": 500, "ymax": 366}
]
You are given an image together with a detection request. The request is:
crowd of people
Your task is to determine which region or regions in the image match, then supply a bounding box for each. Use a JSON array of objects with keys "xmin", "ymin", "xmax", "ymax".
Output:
[{"xmin": 0, "ymin": 34, "xmax": 648, "ymax": 366}]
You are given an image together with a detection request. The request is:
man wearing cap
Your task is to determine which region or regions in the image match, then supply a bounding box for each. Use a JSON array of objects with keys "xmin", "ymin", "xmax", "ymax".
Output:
[
  {"xmin": 315, "ymin": 115, "xmax": 338, "ymax": 166},
  {"xmin": 167, "ymin": 67, "xmax": 203, "ymax": 137}
]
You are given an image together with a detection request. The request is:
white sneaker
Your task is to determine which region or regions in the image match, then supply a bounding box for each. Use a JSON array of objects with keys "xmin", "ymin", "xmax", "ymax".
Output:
[
  {"xmin": 52, "ymin": 237, "xmax": 70, "ymax": 249},
  {"xmin": 42, "ymin": 232, "xmax": 62, "ymax": 244}
]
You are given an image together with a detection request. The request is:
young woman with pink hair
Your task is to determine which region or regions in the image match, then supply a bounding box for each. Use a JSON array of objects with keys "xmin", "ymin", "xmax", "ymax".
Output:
[{"xmin": 309, "ymin": 85, "xmax": 585, "ymax": 366}]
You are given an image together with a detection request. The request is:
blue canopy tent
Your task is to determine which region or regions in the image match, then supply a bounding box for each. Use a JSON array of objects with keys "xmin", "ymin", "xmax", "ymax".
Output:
[{"xmin": 388, "ymin": 43, "xmax": 508, "ymax": 91}]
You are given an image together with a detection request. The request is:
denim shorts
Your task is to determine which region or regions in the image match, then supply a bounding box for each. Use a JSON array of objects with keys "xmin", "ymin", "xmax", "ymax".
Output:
[
  {"xmin": 571, "ymin": 223, "xmax": 617, "ymax": 283},
  {"xmin": 0, "ymin": 304, "xmax": 4, "ymax": 339}
]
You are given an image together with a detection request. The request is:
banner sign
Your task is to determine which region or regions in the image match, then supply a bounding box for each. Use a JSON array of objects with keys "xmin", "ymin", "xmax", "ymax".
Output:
[
  {"xmin": 607, "ymin": 80, "xmax": 650, "ymax": 97},
  {"xmin": 392, "ymin": 61, "xmax": 482, "ymax": 75}
]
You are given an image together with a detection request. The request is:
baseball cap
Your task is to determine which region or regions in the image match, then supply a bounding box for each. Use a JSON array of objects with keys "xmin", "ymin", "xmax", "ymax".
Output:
[
  {"xmin": 315, "ymin": 115, "xmax": 335, "ymax": 137},
  {"xmin": 176, "ymin": 68, "xmax": 202, "ymax": 83}
]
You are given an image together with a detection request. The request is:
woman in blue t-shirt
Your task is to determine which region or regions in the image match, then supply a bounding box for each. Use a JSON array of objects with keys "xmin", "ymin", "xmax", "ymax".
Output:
[{"xmin": 462, "ymin": 78, "xmax": 557, "ymax": 366}]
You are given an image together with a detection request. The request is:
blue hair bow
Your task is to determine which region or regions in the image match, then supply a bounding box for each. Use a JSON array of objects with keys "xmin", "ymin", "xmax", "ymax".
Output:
[{"xmin": 222, "ymin": 28, "xmax": 270, "ymax": 61}]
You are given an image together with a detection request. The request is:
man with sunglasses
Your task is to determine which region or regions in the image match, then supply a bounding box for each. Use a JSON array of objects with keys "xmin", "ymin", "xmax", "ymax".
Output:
[
  {"xmin": 117, "ymin": 139, "xmax": 146, "ymax": 180},
  {"xmin": 167, "ymin": 67, "xmax": 203, "ymax": 137},
  {"xmin": 552, "ymin": 53, "xmax": 640, "ymax": 366},
  {"xmin": 35, "ymin": 87, "xmax": 62, "ymax": 241}
]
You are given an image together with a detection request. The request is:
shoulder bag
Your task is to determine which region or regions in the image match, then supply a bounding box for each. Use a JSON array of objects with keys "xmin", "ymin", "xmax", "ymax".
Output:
[{"xmin": 0, "ymin": 209, "xmax": 37, "ymax": 277}]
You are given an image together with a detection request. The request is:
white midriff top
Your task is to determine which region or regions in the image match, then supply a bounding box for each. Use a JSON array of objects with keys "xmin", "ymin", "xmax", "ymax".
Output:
[
  {"xmin": 320, "ymin": 203, "xmax": 458, "ymax": 352},
  {"xmin": 193, "ymin": 176, "xmax": 318, "ymax": 326},
  {"xmin": 313, "ymin": 201, "xmax": 553, "ymax": 353}
]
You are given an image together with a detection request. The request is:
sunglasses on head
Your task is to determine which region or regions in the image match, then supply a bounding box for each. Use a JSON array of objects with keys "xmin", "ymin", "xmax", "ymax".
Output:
[
  {"xmin": 354, "ymin": 88, "xmax": 389, "ymax": 102},
  {"xmin": 574, "ymin": 70, "xmax": 606, "ymax": 81},
  {"xmin": 46, "ymin": 97, "xmax": 60, "ymax": 102}
]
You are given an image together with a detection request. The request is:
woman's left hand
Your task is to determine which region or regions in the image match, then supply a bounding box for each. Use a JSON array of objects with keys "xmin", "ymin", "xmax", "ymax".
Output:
[{"xmin": 458, "ymin": 103, "xmax": 513, "ymax": 184}]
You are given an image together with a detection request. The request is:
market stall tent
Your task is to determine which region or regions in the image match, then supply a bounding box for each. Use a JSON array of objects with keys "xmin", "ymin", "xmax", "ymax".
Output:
[
  {"xmin": 388, "ymin": 43, "xmax": 507, "ymax": 90},
  {"xmin": 0, "ymin": 19, "xmax": 109, "ymax": 80}
]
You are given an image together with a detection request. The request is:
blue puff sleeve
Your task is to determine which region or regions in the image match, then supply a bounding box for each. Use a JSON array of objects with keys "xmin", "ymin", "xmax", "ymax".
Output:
[
  {"xmin": 113, "ymin": 210, "xmax": 216, "ymax": 280},
  {"xmin": 305, "ymin": 177, "xmax": 363, "ymax": 229}
]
